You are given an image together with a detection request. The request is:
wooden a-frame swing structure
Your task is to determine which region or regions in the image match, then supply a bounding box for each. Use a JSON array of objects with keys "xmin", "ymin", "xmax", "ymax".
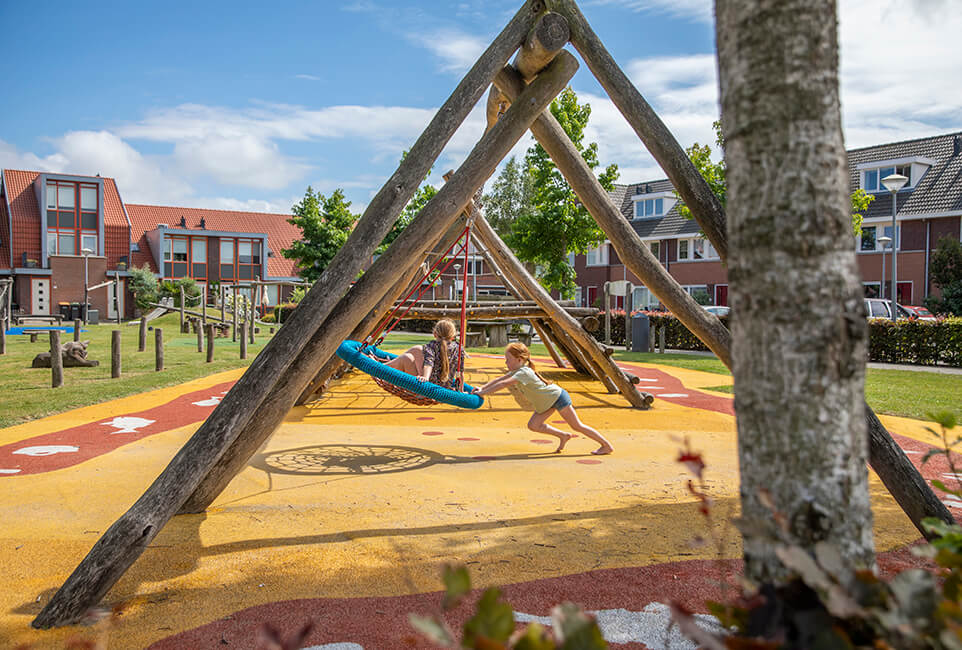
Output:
[{"xmin": 33, "ymin": 0, "xmax": 952, "ymax": 628}]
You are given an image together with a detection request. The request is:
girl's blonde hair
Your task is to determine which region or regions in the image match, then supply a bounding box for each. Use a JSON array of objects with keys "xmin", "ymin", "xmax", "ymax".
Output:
[
  {"xmin": 433, "ymin": 319, "xmax": 457, "ymax": 383},
  {"xmin": 505, "ymin": 342, "xmax": 551, "ymax": 385}
]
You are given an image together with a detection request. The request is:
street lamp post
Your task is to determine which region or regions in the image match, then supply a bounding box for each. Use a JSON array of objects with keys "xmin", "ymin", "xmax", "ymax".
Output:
[
  {"xmin": 881, "ymin": 173, "xmax": 908, "ymax": 322},
  {"xmin": 878, "ymin": 235, "xmax": 892, "ymax": 306},
  {"xmin": 81, "ymin": 248, "xmax": 93, "ymax": 325}
]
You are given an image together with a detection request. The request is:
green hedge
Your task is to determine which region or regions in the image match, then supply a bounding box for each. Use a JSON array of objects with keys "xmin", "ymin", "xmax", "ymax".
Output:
[
  {"xmin": 867, "ymin": 317, "xmax": 962, "ymax": 366},
  {"xmin": 274, "ymin": 302, "xmax": 299, "ymax": 324},
  {"xmin": 599, "ymin": 310, "xmax": 962, "ymax": 367}
]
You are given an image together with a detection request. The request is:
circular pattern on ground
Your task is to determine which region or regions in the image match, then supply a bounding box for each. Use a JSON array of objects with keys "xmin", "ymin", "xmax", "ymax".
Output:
[{"xmin": 253, "ymin": 444, "xmax": 443, "ymax": 475}]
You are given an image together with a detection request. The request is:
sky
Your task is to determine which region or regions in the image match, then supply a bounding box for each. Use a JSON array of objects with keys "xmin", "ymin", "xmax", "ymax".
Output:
[{"xmin": 1, "ymin": 0, "xmax": 960, "ymax": 217}]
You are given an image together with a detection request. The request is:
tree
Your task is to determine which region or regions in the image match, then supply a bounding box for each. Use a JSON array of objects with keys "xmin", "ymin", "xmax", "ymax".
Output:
[
  {"xmin": 508, "ymin": 87, "xmax": 618, "ymax": 298},
  {"xmin": 128, "ymin": 264, "xmax": 159, "ymax": 311},
  {"xmin": 681, "ymin": 121, "xmax": 873, "ymax": 235},
  {"xmin": 482, "ymin": 156, "xmax": 533, "ymax": 240},
  {"xmin": 925, "ymin": 236, "xmax": 962, "ymax": 316},
  {"xmin": 717, "ymin": 0, "xmax": 874, "ymax": 582},
  {"xmin": 282, "ymin": 187, "xmax": 358, "ymax": 283}
]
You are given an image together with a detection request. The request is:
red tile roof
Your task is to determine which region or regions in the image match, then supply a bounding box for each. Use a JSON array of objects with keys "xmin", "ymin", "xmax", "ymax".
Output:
[
  {"xmin": 0, "ymin": 185, "xmax": 11, "ymax": 270},
  {"xmin": 125, "ymin": 204, "xmax": 301, "ymax": 278}
]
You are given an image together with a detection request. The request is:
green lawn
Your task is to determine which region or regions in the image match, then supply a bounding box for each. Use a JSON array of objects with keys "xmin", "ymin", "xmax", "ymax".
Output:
[
  {"xmin": 0, "ymin": 313, "xmax": 272, "ymax": 429},
  {"xmin": 2, "ymin": 322, "xmax": 955, "ymax": 428},
  {"xmin": 613, "ymin": 351, "xmax": 961, "ymax": 422}
]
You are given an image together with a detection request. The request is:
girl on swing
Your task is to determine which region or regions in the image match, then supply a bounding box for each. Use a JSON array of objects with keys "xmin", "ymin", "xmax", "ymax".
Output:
[
  {"xmin": 471, "ymin": 342, "xmax": 613, "ymax": 455},
  {"xmin": 380, "ymin": 318, "xmax": 465, "ymax": 389}
]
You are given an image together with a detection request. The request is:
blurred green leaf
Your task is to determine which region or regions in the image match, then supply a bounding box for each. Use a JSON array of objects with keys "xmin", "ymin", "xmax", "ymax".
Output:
[
  {"xmin": 463, "ymin": 588, "xmax": 515, "ymax": 648},
  {"xmin": 443, "ymin": 564, "xmax": 472, "ymax": 610},
  {"xmin": 410, "ymin": 613, "xmax": 454, "ymax": 647}
]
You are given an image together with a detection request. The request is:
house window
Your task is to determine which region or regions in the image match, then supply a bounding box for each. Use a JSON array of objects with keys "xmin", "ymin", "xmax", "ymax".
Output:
[
  {"xmin": 859, "ymin": 225, "xmax": 900, "ymax": 251},
  {"xmin": 164, "ymin": 237, "xmax": 189, "ymax": 278},
  {"xmin": 237, "ymin": 239, "xmax": 262, "ymax": 280},
  {"xmin": 586, "ymin": 244, "xmax": 608, "ymax": 266},
  {"xmin": 649, "ymin": 241, "xmax": 661, "ymax": 261},
  {"xmin": 220, "ymin": 239, "xmax": 235, "ymax": 280},
  {"xmin": 192, "ymin": 238, "xmax": 207, "ymax": 280},
  {"xmin": 45, "ymin": 180, "xmax": 99, "ymax": 255},
  {"xmin": 634, "ymin": 198, "xmax": 665, "ymax": 219},
  {"xmin": 632, "ymin": 286, "xmax": 653, "ymax": 310},
  {"xmin": 863, "ymin": 164, "xmax": 911, "ymax": 193},
  {"xmin": 685, "ymin": 285, "xmax": 710, "ymax": 304},
  {"xmin": 574, "ymin": 286, "xmax": 583, "ymax": 307},
  {"xmin": 677, "ymin": 238, "xmax": 718, "ymax": 261}
]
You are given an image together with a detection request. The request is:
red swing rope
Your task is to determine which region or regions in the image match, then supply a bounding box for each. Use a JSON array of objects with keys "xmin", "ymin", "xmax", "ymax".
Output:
[{"xmin": 365, "ymin": 221, "xmax": 473, "ymax": 391}]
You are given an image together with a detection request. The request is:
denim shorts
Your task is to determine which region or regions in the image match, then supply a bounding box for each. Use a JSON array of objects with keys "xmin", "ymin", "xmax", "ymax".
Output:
[{"xmin": 551, "ymin": 388, "xmax": 572, "ymax": 411}]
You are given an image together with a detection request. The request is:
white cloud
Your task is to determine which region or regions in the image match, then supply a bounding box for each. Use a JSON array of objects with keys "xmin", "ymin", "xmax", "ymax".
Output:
[
  {"xmin": 588, "ymin": 0, "xmax": 712, "ymax": 22},
  {"xmin": 409, "ymin": 29, "xmax": 488, "ymax": 74}
]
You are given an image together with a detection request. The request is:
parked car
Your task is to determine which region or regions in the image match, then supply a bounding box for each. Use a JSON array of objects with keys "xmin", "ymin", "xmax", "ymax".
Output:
[
  {"xmin": 703, "ymin": 305, "xmax": 731, "ymax": 317},
  {"xmin": 898, "ymin": 305, "xmax": 937, "ymax": 321},
  {"xmin": 864, "ymin": 299, "xmax": 936, "ymax": 321}
]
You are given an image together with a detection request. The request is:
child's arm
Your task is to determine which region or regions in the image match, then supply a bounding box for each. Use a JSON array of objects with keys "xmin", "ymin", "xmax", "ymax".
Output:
[
  {"xmin": 472, "ymin": 373, "xmax": 517, "ymax": 395},
  {"xmin": 418, "ymin": 364, "xmax": 433, "ymax": 382}
]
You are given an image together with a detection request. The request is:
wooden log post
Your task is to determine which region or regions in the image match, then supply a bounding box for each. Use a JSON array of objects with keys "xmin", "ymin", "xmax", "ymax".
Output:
[
  {"xmin": 550, "ymin": 0, "xmax": 727, "ymax": 261},
  {"xmin": 232, "ymin": 285, "xmax": 238, "ymax": 342},
  {"xmin": 115, "ymin": 278, "xmax": 121, "ymax": 325},
  {"xmin": 31, "ymin": 6, "xmax": 551, "ymax": 627},
  {"xmin": 493, "ymin": 61, "xmax": 733, "ymax": 367},
  {"xmin": 50, "ymin": 331, "xmax": 63, "ymax": 388},
  {"xmin": 220, "ymin": 284, "xmax": 226, "ymax": 323},
  {"xmin": 179, "ymin": 286, "xmax": 185, "ymax": 332},
  {"xmin": 196, "ymin": 323, "xmax": 203, "ymax": 352},
  {"xmin": 530, "ymin": 319, "xmax": 566, "ymax": 369},
  {"xmin": 239, "ymin": 324, "xmax": 248, "ymax": 360},
  {"xmin": 207, "ymin": 324, "xmax": 215, "ymax": 363},
  {"xmin": 604, "ymin": 282, "xmax": 611, "ymax": 345},
  {"xmin": 155, "ymin": 328, "xmax": 164, "ymax": 371},
  {"xmin": 73, "ymin": 319, "xmax": 81, "ymax": 342},
  {"xmin": 0, "ymin": 321, "xmax": 5, "ymax": 355},
  {"xmin": 111, "ymin": 330, "xmax": 121, "ymax": 378}
]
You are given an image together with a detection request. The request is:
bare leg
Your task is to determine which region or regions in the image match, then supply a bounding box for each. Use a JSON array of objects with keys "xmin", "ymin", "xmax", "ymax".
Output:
[
  {"xmin": 557, "ymin": 405, "xmax": 613, "ymax": 455},
  {"xmin": 527, "ymin": 409, "xmax": 573, "ymax": 453},
  {"xmin": 384, "ymin": 346, "xmax": 425, "ymax": 377}
]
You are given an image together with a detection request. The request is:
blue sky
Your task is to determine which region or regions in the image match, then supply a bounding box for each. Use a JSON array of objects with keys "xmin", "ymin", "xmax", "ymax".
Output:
[{"xmin": 1, "ymin": 0, "xmax": 959, "ymax": 216}]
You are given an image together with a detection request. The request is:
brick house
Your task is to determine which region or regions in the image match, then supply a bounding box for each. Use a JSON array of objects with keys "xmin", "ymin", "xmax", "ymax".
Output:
[
  {"xmin": 570, "ymin": 130, "xmax": 962, "ymax": 310},
  {"xmin": 1, "ymin": 169, "xmax": 304, "ymax": 320}
]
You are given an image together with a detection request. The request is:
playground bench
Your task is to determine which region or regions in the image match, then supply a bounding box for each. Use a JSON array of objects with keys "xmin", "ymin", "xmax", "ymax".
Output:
[
  {"xmin": 22, "ymin": 329, "xmax": 48, "ymax": 343},
  {"xmin": 18, "ymin": 314, "xmax": 63, "ymax": 326}
]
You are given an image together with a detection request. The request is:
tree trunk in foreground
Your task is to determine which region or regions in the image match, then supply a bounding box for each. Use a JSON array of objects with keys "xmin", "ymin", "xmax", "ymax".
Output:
[{"xmin": 717, "ymin": 0, "xmax": 874, "ymax": 580}]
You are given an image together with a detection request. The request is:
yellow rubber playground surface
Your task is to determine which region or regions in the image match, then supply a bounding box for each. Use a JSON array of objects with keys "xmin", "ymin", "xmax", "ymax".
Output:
[{"xmin": 0, "ymin": 354, "xmax": 933, "ymax": 649}]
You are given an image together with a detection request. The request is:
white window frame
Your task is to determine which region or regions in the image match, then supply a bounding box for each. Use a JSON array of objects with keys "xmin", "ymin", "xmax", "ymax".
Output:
[
  {"xmin": 677, "ymin": 237, "xmax": 719, "ymax": 261},
  {"xmin": 629, "ymin": 191, "xmax": 676, "ymax": 220},
  {"xmin": 858, "ymin": 224, "xmax": 901, "ymax": 252},
  {"xmin": 857, "ymin": 155, "xmax": 933, "ymax": 193},
  {"xmin": 586, "ymin": 243, "xmax": 609, "ymax": 266}
]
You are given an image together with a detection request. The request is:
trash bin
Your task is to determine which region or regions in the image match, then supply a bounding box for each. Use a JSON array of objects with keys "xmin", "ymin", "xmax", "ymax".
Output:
[
  {"xmin": 87, "ymin": 309, "xmax": 100, "ymax": 325},
  {"xmin": 70, "ymin": 302, "xmax": 82, "ymax": 320},
  {"xmin": 59, "ymin": 303, "xmax": 72, "ymax": 320},
  {"xmin": 631, "ymin": 313, "xmax": 650, "ymax": 352}
]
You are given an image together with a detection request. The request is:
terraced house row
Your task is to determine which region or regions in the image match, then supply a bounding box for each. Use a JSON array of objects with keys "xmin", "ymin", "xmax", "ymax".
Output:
[{"xmin": 3, "ymin": 131, "xmax": 960, "ymax": 319}]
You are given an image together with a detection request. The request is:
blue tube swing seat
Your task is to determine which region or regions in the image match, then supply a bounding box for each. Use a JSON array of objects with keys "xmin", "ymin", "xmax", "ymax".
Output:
[{"xmin": 335, "ymin": 219, "xmax": 483, "ymax": 410}]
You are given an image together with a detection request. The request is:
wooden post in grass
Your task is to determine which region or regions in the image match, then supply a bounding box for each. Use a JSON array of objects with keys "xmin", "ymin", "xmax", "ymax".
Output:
[
  {"xmin": 239, "ymin": 324, "xmax": 247, "ymax": 359},
  {"xmin": 1, "ymin": 321, "xmax": 6, "ymax": 355},
  {"xmin": 155, "ymin": 328, "xmax": 164, "ymax": 371},
  {"xmin": 206, "ymin": 324, "xmax": 215, "ymax": 363},
  {"xmin": 50, "ymin": 331, "xmax": 63, "ymax": 388},
  {"xmin": 232, "ymin": 286, "xmax": 238, "ymax": 342},
  {"xmin": 139, "ymin": 317, "xmax": 147, "ymax": 352},
  {"xmin": 220, "ymin": 284, "xmax": 226, "ymax": 323},
  {"xmin": 196, "ymin": 324, "xmax": 203, "ymax": 352},
  {"xmin": 111, "ymin": 330, "xmax": 121, "ymax": 378},
  {"xmin": 73, "ymin": 319, "xmax": 81, "ymax": 342},
  {"xmin": 179, "ymin": 286, "xmax": 185, "ymax": 332}
]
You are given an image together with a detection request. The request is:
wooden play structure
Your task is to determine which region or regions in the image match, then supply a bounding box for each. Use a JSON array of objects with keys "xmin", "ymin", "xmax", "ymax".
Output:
[{"xmin": 33, "ymin": 0, "xmax": 952, "ymax": 627}]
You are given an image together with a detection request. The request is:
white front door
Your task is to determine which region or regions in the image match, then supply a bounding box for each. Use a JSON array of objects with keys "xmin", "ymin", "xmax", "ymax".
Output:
[
  {"xmin": 31, "ymin": 279, "xmax": 50, "ymax": 314},
  {"xmin": 107, "ymin": 279, "xmax": 124, "ymax": 320}
]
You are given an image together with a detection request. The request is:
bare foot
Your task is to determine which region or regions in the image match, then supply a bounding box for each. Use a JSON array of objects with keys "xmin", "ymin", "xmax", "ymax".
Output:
[
  {"xmin": 553, "ymin": 432, "xmax": 573, "ymax": 453},
  {"xmin": 591, "ymin": 445, "xmax": 613, "ymax": 455}
]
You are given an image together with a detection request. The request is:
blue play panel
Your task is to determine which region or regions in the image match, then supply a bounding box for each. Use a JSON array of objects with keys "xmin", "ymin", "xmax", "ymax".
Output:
[{"xmin": 5, "ymin": 326, "xmax": 84, "ymax": 335}]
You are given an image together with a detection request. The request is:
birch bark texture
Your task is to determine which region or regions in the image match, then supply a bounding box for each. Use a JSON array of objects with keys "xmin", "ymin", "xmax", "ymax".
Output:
[{"xmin": 716, "ymin": 0, "xmax": 875, "ymax": 580}]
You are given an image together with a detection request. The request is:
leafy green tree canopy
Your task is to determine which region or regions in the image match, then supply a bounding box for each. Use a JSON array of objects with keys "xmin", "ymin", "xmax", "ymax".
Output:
[
  {"xmin": 925, "ymin": 236, "xmax": 962, "ymax": 316},
  {"xmin": 482, "ymin": 156, "xmax": 534, "ymax": 240},
  {"xmin": 282, "ymin": 186, "xmax": 358, "ymax": 283},
  {"xmin": 128, "ymin": 264, "xmax": 159, "ymax": 310},
  {"xmin": 508, "ymin": 87, "xmax": 618, "ymax": 298}
]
